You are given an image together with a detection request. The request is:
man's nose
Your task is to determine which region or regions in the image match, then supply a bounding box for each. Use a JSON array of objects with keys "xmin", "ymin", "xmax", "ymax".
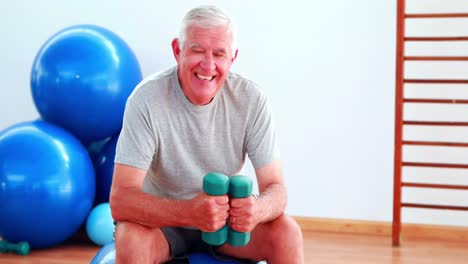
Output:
[{"xmin": 200, "ymin": 53, "xmax": 216, "ymax": 71}]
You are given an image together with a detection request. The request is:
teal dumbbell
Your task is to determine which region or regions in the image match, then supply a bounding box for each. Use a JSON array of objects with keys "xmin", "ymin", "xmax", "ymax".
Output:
[
  {"xmin": 228, "ymin": 175, "xmax": 253, "ymax": 247},
  {"xmin": 0, "ymin": 240, "xmax": 30, "ymax": 255},
  {"xmin": 201, "ymin": 172, "xmax": 230, "ymax": 246}
]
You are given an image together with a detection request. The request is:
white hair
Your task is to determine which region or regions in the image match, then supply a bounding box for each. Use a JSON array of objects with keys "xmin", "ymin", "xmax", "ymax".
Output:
[{"xmin": 178, "ymin": 5, "xmax": 238, "ymax": 55}]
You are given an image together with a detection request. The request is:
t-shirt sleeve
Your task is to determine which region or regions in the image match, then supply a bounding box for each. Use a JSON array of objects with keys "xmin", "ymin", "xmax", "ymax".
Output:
[
  {"xmin": 245, "ymin": 95, "xmax": 280, "ymax": 169},
  {"xmin": 114, "ymin": 99, "xmax": 156, "ymax": 171}
]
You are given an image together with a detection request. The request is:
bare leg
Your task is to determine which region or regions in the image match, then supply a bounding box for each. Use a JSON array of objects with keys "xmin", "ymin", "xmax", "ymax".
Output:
[
  {"xmin": 216, "ymin": 214, "xmax": 304, "ymax": 264},
  {"xmin": 114, "ymin": 221, "xmax": 172, "ymax": 264}
]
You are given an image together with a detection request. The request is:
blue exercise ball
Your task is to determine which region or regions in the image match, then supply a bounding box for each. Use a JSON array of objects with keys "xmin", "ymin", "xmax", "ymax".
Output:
[
  {"xmin": 189, "ymin": 252, "xmax": 240, "ymax": 263},
  {"xmin": 94, "ymin": 134, "xmax": 119, "ymax": 204},
  {"xmin": 30, "ymin": 24, "xmax": 142, "ymax": 143},
  {"xmin": 0, "ymin": 120, "xmax": 95, "ymax": 248},
  {"xmin": 86, "ymin": 203, "xmax": 114, "ymax": 246},
  {"xmin": 87, "ymin": 136, "xmax": 111, "ymax": 161},
  {"xmin": 90, "ymin": 241, "xmax": 116, "ymax": 264},
  {"xmin": 90, "ymin": 241, "xmax": 254, "ymax": 264}
]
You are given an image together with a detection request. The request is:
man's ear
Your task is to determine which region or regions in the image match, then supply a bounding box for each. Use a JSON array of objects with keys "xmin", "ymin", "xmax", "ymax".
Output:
[
  {"xmin": 231, "ymin": 49, "xmax": 239, "ymax": 62},
  {"xmin": 171, "ymin": 38, "xmax": 181, "ymax": 61}
]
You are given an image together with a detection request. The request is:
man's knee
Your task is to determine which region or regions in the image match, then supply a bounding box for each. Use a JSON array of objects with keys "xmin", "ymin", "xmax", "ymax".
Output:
[
  {"xmin": 114, "ymin": 221, "xmax": 147, "ymax": 244},
  {"xmin": 267, "ymin": 215, "xmax": 303, "ymax": 247},
  {"xmin": 114, "ymin": 221, "xmax": 171, "ymax": 263}
]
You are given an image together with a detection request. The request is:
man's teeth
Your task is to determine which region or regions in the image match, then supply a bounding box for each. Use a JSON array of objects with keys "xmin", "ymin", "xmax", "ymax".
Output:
[{"xmin": 196, "ymin": 74, "xmax": 213, "ymax": 81}]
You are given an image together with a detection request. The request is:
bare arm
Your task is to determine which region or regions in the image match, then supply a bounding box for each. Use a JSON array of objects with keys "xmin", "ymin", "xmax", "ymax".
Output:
[
  {"xmin": 110, "ymin": 163, "xmax": 229, "ymax": 231},
  {"xmin": 254, "ymin": 159, "xmax": 287, "ymax": 223},
  {"xmin": 110, "ymin": 164, "xmax": 190, "ymax": 228},
  {"xmin": 229, "ymin": 160, "xmax": 287, "ymax": 232}
]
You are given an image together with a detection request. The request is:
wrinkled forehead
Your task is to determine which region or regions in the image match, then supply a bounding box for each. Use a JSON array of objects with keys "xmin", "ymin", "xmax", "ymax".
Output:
[
  {"xmin": 186, "ymin": 23, "xmax": 232, "ymax": 39},
  {"xmin": 185, "ymin": 25, "xmax": 234, "ymax": 52}
]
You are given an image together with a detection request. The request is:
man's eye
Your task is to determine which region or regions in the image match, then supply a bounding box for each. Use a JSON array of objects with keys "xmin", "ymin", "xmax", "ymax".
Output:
[{"xmin": 192, "ymin": 49, "xmax": 204, "ymax": 53}]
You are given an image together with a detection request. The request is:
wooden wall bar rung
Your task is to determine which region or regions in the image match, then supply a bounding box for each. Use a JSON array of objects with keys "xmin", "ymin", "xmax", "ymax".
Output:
[
  {"xmin": 403, "ymin": 140, "xmax": 468, "ymax": 147},
  {"xmin": 403, "ymin": 162, "xmax": 468, "ymax": 169},
  {"xmin": 402, "ymin": 203, "xmax": 468, "ymax": 211},
  {"xmin": 404, "ymin": 79, "xmax": 468, "ymax": 84},
  {"xmin": 403, "ymin": 121, "xmax": 468, "ymax": 126},
  {"xmin": 403, "ymin": 182, "xmax": 468, "ymax": 190},
  {"xmin": 405, "ymin": 56, "xmax": 468, "ymax": 61},
  {"xmin": 406, "ymin": 13, "xmax": 468, "ymax": 18},
  {"xmin": 404, "ymin": 98, "xmax": 468, "ymax": 104},
  {"xmin": 406, "ymin": 36, "xmax": 468, "ymax": 41}
]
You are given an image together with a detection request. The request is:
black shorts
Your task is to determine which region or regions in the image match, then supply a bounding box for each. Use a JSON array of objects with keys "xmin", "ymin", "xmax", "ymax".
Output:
[
  {"xmin": 114, "ymin": 222, "xmax": 255, "ymax": 264},
  {"xmin": 161, "ymin": 227, "xmax": 256, "ymax": 264},
  {"xmin": 161, "ymin": 227, "xmax": 210, "ymax": 258}
]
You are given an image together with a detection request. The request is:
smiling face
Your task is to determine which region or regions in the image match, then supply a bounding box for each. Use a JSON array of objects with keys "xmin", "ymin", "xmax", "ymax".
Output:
[{"xmin": 172, "ymin": 24, "xmax": 238, "ymax": 105}]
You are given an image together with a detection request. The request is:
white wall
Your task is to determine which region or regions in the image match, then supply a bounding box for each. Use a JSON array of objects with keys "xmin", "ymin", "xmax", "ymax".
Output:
[{"xmin": 2, "ymin": 0, "xmax": 468, "ymax": 226}]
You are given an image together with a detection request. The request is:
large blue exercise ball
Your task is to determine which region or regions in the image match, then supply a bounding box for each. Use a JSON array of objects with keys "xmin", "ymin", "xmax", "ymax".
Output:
[
  {"xmin": 94, "ymin": 134, "xmax": 119, "ymax": 204},
  {"xmin": 86, "ymin": 203, "xmax": 114, "ymax": 246},
  {"xmin": 90, "ymin": 241, "xmax": 116, "ymax": 264},
  {"xmin": 0, "ymin": 120, "xmax": 95, "ymax": 248},
  {"xmin": 87, "ymin": 136, "xmax": 111, "ymax": 161},
  {"xmin": 30, "ymin": 24, "xmax": 142, "ymax": 143},
  {"xmin": 189, "ymin": 252, "xmax": 240, "ymax": 263},
  {"xmin": 90, "ymin": 241, "xmax": 263, "ymax": 264}
]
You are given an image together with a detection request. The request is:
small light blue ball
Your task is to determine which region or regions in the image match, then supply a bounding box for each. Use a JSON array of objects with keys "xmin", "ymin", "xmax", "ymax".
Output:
[{"xmin": 86, "ymin": 203, "xmax": 114, "ymax": 246}]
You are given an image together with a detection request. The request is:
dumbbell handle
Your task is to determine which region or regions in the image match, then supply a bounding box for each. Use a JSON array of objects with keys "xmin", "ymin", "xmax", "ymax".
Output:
[{"xmin": 0, "ymin": 240, "xmax": 30, "ymax": 255}]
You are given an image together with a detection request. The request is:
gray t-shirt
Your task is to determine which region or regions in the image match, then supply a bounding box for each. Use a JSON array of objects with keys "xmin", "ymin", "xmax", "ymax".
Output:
[{"xmin": 115, "ymin": 66, "xmax": 279, "ymax": 200}]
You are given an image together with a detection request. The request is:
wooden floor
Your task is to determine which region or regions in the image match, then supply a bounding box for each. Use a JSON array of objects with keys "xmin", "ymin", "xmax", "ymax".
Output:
[{"xmin": 1, "ymin": 230, "xmax": 468, "ymax": 263}]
